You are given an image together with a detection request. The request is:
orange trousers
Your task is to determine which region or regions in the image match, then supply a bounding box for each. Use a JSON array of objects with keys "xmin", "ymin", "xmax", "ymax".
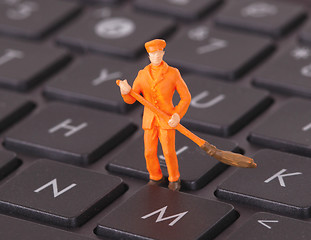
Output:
[{"xmin": 144, "ymin": 125, "xmax": 180, "ymax": 182}]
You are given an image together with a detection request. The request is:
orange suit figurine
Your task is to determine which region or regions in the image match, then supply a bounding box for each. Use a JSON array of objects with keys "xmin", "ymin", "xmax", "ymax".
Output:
[{"xmin": 118, "ymin": 39, "xmax": 191, "ymax": 191}]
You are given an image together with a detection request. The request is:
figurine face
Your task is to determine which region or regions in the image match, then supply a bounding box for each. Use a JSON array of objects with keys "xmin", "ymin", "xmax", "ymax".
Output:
[{"xmin": 148, "ymin": 50, "xmax": 165, "ymax": 66}]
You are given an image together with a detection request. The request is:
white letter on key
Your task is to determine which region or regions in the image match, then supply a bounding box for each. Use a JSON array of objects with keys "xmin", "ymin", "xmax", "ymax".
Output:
[
  {"xmin": 0, "ymin": 49, "xmax": 24, "ymax": 66},
  {"xmin": 264, "ymin": 169, "xmax": 302, "ymax": 187},
  {"xmin": 191, "ymin": 91, "xmax": 225, "ymax": 109},
  {"xmin": 141, "ymin": 206, "xmax": 188, "ymax": 226},
  {"xmin": 92, "ymin": 68, "xmax": 122, "ymax": 86},
  {"xmin": 48, "ymin": 119, "xmax": 88, "ymax": 137},
  {"xmin": 34, "ymin": 179, "xmax": 77, "ymax": 198}
]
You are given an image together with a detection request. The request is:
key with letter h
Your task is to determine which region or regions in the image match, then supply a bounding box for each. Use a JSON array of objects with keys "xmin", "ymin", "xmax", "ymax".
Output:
[{"xmin": 3, "ymin": 102, "xmax": 136, "ymax": 165}]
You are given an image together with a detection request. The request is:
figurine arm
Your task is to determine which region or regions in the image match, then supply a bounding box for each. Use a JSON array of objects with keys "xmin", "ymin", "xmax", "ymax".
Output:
[
  {"xmin": 173, "ymin": 69, "xmax": 191, "ymax": 119},
  {"xmin": 121, "ymin": 72, "xmax": 142, "ymax": 104}
]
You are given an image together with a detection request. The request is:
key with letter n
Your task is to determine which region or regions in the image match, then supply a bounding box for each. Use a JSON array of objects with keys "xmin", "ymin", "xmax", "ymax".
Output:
[{"xmin": 0, "ymin": 160, "xmax": 126, "ymax": 227}]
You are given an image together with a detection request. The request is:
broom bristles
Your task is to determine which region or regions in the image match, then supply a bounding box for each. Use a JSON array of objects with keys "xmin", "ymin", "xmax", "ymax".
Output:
[
  {"xmin": 214, "ymin": 151, "xmax": 257, "ymax": 168},
  {"xmin": 200, "ymin": 142, "xmax": 257, "ymax": 168}
]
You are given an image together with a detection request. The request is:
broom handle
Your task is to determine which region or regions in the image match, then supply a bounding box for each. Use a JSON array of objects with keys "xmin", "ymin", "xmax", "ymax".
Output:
[{"xmin": 116, "ymin": 80, "xmax": 206, "ymax": 147}]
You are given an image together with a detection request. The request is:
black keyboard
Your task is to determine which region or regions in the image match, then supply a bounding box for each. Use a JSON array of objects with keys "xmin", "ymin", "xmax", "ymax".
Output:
[{"xmin": 1, "ymin": 0, "xmax": 311, "ymax": 239}]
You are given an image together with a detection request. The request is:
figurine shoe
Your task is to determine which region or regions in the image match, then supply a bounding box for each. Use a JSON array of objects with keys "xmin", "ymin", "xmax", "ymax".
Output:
[
  {"xmin": 168, "ymin": 178, "xmax": 181, "ymax": 191},
  {"xmin": 148, "ymin": 177, "xmax": 165, "ymax": 186}
]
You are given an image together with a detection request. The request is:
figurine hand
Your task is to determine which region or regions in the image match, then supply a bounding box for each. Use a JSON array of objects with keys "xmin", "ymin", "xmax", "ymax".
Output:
[
  {"xmin": 119, "ymin": 80, "xmax": 131, "ymax": 95},
  {"xmin": 168, "ymin": 113, "xmax": 180, "ymax": 128}
]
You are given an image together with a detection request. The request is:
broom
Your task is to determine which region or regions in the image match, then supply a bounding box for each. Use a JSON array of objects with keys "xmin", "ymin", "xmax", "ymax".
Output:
[{"xmin": 116, "ymin": 80, "xmax": 257, "ymax": 168}]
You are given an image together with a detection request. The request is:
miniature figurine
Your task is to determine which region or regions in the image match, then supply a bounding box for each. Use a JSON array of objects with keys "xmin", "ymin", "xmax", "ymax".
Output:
[
  {"xmin": 118, "ymin": 39, "xmax": 190, "ymax": 191},
  {"xmin": 117, "ymin": 39, "xmax": 256, "ymax": 191}
]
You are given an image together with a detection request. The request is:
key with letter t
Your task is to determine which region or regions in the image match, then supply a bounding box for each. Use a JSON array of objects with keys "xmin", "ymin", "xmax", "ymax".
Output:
[{"xmin": 0, "ymin": 38, "xmax": 70, "ymax": 91}]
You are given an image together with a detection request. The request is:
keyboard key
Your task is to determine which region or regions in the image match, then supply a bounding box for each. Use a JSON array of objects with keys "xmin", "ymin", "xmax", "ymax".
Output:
[
  {"xmin": 0, "ymin": 150, "xmax": 21, "ymax": 180},
  {"xmin": 166, "ymin": 25, "xmax": 274, "ymax": 80},
  {"xmin": 108, "ymin": 131, "xmax": 239, "ymax": 190},
  {"xmin": 44, "ymin": 55, "xmax": 146, "ymax": 113},
  {"xmin": 227, "ymin": 212, "xmax": 311, "ymax": 240},
  {"xmin": 0, "ymin": 214, "xmax": 94, "ymax": 240},
  {"xmin": 0, "ymin": 38, "xmax": 71, "ymax": 91},
  {"xmin": 76, "ymin": 0, "xmax": 121, "ymax": 4},
  {"xmin": 4, "ymin": 102, "xmax": 137, "ymax": 165},
  {"xmin": 300, "ymin": 20, "xmax": 311, "ymax": 44},
  {"xmin": 216, "ymin": 149, "xmax": 311, "ymax": 218},
  {"xmin": 215, "ymin": 0, "xmax": 306, "ymax": 38},
  {"xmin": 134, "ymin": 0, "xmax": 221, "ymax": 21},
  {"xmin": 253, "ymin": 44, "xmax": 311, "ymax": 97},
  {"xmin": 248, "ymin": 98, "xmax": 311, "ymax": 156},
  {"xmin": 178, "ymin": 75, "xmax": 272, "ymax": 136},
  {"xmin": 0, "ymin": 159, "xmax": 126, "ymax": 227},
  {"xmin": 95, "ymin": 185, "xmax": 238, "ymax": 240},
  {"xmin": 0, "ymin": 89, "xmax": 35, "ymax": 132},
  {"xmin": 56, "ymin": 8, "xmax": 175, "ymax": 58},
  {"xmin": 0, "ymin": 0, "xmax": 81, "ymax": 39}
]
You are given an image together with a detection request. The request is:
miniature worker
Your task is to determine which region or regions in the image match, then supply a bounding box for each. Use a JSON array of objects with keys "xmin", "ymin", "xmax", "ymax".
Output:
[{"xmin": 118, "ymin": 39, "xmax": 191, "ymax": 191}]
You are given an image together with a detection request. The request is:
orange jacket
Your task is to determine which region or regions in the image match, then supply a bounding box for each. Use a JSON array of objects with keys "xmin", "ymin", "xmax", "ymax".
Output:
[{"xmin": 122, "ymin": 61, "xmax": 191, "ymax": 129}]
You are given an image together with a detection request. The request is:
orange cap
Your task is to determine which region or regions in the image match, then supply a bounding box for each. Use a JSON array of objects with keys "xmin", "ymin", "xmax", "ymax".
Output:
[{"xmin": 145, "ymin": 39, "xmax": 166, "ymax": 53}]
